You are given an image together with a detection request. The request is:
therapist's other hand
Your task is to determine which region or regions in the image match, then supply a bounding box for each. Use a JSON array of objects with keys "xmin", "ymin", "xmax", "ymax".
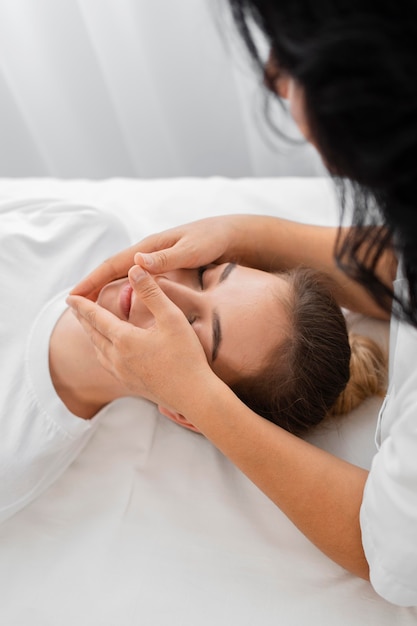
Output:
[
  {"xmin": 66, "ymin": 266, "xmax": 213, "ymax": 412},
  {"xmin": 71, "ymin": 215, "xmax": 239, "ymax": 300}
]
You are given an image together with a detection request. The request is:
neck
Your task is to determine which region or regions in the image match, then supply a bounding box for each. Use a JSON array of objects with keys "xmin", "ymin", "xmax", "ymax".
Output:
[{"xmin": 49, "ymin": 309, "xmax": 131, "ymax": 419}]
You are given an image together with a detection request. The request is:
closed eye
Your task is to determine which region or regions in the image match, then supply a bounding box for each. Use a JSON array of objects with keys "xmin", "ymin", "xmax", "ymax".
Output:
[
  {"xmin": 198, "ymin": 266, "xmax": 207, "ymax": 289},
  {"xmin": 188, "ymin": 267, "xmax": 207, "ymax": 325}
]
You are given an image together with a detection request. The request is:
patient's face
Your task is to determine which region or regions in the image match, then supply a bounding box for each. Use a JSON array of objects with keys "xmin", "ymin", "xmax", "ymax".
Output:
[{"xmin": 96, "ymin": 263, "xmax": 290, "ymax": 383}]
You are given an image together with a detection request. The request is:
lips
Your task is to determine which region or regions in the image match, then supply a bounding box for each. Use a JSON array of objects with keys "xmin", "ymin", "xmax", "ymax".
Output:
[{"xmin": 120, "ymin": 282, "xmax": 133, "ymax": 319}]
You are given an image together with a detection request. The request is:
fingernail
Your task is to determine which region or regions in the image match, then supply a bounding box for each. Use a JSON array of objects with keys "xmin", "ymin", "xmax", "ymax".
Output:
[
  {"xmin": 138, "ymin": 253, "xmax": 154, "ymax": 268},
  {"xmin": 130, "ymin": 265, "xmax": 148, "ymax": 282}
]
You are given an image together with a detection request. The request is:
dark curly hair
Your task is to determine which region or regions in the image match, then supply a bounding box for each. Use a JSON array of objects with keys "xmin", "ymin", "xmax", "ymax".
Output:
[{"xmin": 227, "ymin": 0, "xmax": 417, "ymax": 325}]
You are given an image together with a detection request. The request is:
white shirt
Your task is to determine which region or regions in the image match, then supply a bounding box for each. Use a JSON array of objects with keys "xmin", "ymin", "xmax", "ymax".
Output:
[
  {"xmin": 361, "ymin": 272, "xmax": 417, "ymax": 606},
  {"xmin": 0, "ymin": 198, "xmax": 129, "ymax": 523}
]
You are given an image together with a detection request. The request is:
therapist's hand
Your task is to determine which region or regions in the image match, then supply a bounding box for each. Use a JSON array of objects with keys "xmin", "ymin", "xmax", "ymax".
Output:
[
  {"xmin": 71, "ymin": 215, "xmax": 240, "ymax": 301},
  {"xmin": 67, "ymin": 266, "xmax": 215, "ymax": 413}
]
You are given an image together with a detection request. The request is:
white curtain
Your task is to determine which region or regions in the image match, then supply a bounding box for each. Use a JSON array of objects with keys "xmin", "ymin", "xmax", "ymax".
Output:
[{"xmin": 0, "ymin": 0, "xmax": 324, "ymax": 178}]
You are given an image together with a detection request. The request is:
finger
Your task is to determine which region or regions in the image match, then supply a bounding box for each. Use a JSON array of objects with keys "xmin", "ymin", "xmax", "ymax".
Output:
[
  {"xmin": 134, "ymin": 247, "xmax": 190, "ymax": 274},
  {"xmin": 128, "ymin": 266, "xmax": 182, "ymax": 322},
  {"xmin": 71, "ymin": 307, "xmax": 113, "ymax": 357},
  {"xmin": 66, "ymin": 295, "xmax": 132, "ymax": 348},
  {"xmin": 70, "ymin": 245, "xmax": 138, "ymax": 298},
  {"xmin": 134, "ymin": 242, "xmax": 196, "ymax": 274},
  {"xmin": 66, "ymin": 296, "xmax": 132, "ymax": 380}
]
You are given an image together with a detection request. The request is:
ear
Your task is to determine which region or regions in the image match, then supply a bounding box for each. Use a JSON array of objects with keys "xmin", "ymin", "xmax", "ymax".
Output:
[
  {"xmin": 276, "ymin": 75, "xmax": 290, "ymax": 99},
  {"xmin": 158, "ymin": 405, "xmax": 200, "ymax": 434},
  {"xmin": 264, "ymin": 52, "xmax": 290, "ymax": 99}
]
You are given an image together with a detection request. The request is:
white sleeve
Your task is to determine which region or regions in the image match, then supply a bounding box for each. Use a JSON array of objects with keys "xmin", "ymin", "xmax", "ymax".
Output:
[
  {"xmin": 0, "ymin": 199, "xmax": 131, "ymax": 523},
  {"xmin": 360, "ymin": 307, "xmax": 417, "ymax": 607}
]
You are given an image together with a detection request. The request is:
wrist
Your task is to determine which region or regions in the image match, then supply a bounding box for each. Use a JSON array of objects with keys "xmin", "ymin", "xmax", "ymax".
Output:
[
  {"xmin": 226, "ymin": 215, "xmax": 282, "ymax": 270},
  {"xmin": 181, "ymin": 372, "xmax": 257, "ymax": 442},
  {"xmin": 223, "ymin": 215, "xmax": 257, "ymax": 265},
  {"xmin": 178, "ymin": 369, "xmax": 225, "ymax": 419}
]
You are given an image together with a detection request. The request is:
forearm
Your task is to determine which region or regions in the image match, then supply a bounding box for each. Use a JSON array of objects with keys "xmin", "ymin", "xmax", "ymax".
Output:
[
  {"xmin": 229, "ymin": 214, "xmax": 393, "ymax": 319},
  {"xmin": 228, "ymin": 214, "xmax": 333, "ymax": 270},
  {"xmin": 186, "ymin": 375, "xmax": 370, "ymax": 579}
]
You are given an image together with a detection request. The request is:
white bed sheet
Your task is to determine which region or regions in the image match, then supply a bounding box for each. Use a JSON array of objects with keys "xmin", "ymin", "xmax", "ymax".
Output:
[{"xmin": 0, "ymin": 177, "xmax": 414, "ymax": 625}]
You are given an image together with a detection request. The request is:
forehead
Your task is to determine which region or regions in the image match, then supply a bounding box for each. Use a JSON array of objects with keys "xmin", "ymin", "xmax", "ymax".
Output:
[{"xmin": 212, "ymin": 268, "xmax": 290, "ymax": 384}]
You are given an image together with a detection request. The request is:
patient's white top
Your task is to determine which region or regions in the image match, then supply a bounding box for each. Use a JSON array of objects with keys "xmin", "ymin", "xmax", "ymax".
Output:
[
  {"xmin": 0, "ymin": 198, "xmax": 129, "ymax": 523},
  {"xmin": 361, "ymin": 273, "xmax": 417, "ymax": 606}
]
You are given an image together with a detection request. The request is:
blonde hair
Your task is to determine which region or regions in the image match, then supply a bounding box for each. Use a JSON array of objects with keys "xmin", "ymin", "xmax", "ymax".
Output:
[{"xmin": 328, "ymin": 333, "xmax": 387, "ymax": 416}]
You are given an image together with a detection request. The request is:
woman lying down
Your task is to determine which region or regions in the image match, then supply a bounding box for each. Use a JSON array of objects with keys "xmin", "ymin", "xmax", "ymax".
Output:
[{"xmin": 0, "ymin": 198, "xmax": 386, "ymax": 524}]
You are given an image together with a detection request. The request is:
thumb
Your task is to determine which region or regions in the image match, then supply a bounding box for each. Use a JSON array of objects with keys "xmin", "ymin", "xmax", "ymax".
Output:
[
  {"xmin": 128, "ymin": 265, "xmax": 178, "ymax": 321},
  {"xmin": 134, "ymin": 248, "xmax": 187, "ymax": 274}
]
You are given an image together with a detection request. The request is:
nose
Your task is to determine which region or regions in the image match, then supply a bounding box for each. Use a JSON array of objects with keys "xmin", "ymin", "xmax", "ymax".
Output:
[{"xmin": 155, "ymin": 275, "xmax": 203, "ymax": 321}]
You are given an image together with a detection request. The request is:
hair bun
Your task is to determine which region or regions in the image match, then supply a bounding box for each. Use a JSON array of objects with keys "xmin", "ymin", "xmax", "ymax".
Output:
[{"xmin": 329, "ymin": 333, "xmax": 387, "ymax": 416}]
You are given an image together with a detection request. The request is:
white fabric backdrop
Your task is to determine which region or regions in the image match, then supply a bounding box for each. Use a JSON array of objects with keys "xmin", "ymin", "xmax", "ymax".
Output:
[{"xmin": 0, "ymin": 0, "xmax": 324, "ymax": 178}]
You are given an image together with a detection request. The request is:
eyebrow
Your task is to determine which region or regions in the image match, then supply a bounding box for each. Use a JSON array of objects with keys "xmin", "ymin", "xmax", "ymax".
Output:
[{"xmin": 211, "ymin": 263, "xmax": 236, "ymax": 361}]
